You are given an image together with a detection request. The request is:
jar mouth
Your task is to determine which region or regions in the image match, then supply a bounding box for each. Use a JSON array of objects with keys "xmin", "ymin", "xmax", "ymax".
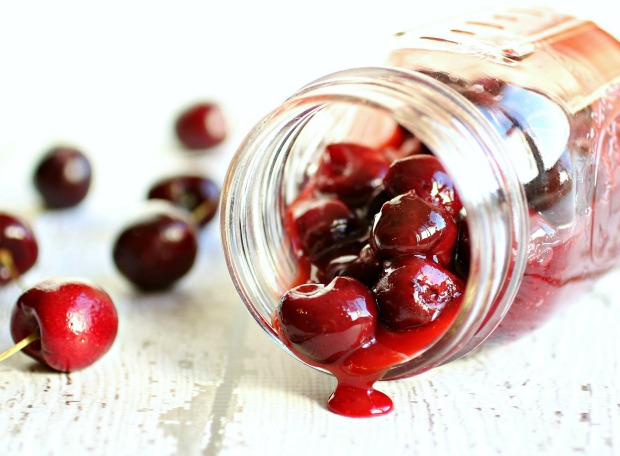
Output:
[{"xmin": 220, "ymin": 66, "xmax": 529, "ymax": 379}]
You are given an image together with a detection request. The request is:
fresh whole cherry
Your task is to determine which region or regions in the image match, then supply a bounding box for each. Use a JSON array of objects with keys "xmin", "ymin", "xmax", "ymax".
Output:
[
  {"xmin": 1, "ymin": 277, "xmax": 118, "ymax": 372},
  {"xmin": 175, "ymin": 102, "xmax": 227, "ymax": 150},
  {"xmin": 315, "ymin": 143, "xmax": 390, "ymax": 207},
  {"xmin": 112, "ymin": 203, "xmax": 198, "ymax": 291},
  {"xmin": 147, "ymin": 174, "xmax": 220, "ymax": 227},
  {"xmin": 277, "ymin": 276, "xmax": 378, "ymax": 364},
  {"xmin": 33, "ymin": 146, "xmax": 92, "ymax": 209},
  {"xmin": 0, "ymin": 212, "xmax": 38, "ymax": 285},
  {"xmin": 369, "ymin": 191, "xmax": 457, "ymax": 266},
  {"xmin": 383, "ymin": 154, "xmax": 462, "ymax": 216},
  {"xmin": 374, "ymin": 255, "xmax": 464, "ymax": 330}
]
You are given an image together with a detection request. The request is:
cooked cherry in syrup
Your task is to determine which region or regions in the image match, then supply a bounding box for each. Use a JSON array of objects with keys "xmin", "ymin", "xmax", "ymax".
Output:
[{"xmin": 276, "ymin": 121, "xmax": 469, "ymax": 417}]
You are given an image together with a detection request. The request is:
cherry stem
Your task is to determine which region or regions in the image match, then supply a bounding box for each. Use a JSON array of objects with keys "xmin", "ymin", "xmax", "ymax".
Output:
[
  {"xmin": 190, "ymin": 200, "xmax": 216, "ymax": 226},
  {"xmin": 0, "ymin": 330, "xmax": 40, "ymax": 362},
  {"xmin": 0, "ymin": 248, "xmax": 26, "ymax": 290}
]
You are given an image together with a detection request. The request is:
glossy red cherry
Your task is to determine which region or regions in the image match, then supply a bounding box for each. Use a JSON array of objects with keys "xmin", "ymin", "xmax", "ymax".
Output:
[
  {"xmin": 3, "ymin": 278, "xmax": 118, "ymax": 372},
  {"xmin": 0, "ymin": 212, "xmax": 38, "ymax": 285},
  {"xmin": 315, "ymin": 143, "xmax": 390, "ymax": 207},
  {"xmin": 277, "ymin": 276, "xmax": 378, "ymax": 363},
  {"xmin": 369, "ymin": 191, "xmax": 457, "ymax": 266},
  {"xmin": 289, "ymin": 197, "xmax": 361, "ymax": 262},
  {"xmin": 422, "ymin": 71, "xmax": 504, "ymax": 107},
  {"xmin": 383, "ymin": 154, "xmax": 462, "ymax": 215},
  {"xmin": 320, "ymin": 244, "xmax": 381, "ymax": 287},
  {"xmin": 462, "ymin": 77, "xmax": 505, "ymax": 106},
  {"xmin": 524, "ymin": 152, "xmax": 573, "ymax": 225},
  {"xmin": 112, "ymin": 204, "xmax": 198, "ymax": 291},
  {"xmin": 364, "ymin": 188, "xmax": 391, "ymax": 223},
  {"xmin": 453, "ymin": 218, "xmax": 471, "ymax": 279},
  {"xmin": 147, "ymin": 174, "xmax": 220, "ymax": 227},
  {"xmin": 175, "ymin": 102, "xmax": 227, "ymax": 150},
  {"xmin": 374, "ymin": 256, "xmax": 464, "ymax": 330},
  {"xmin": 33, "ymin": 146, "xmax": 92, "ymax": 208}
]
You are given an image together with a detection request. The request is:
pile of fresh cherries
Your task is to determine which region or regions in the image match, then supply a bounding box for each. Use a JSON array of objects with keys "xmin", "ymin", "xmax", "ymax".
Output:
[
  {"xmin": 275, "ymin": 123, "xmax": 470, "ymax": 417},
  {"xmin": 0, "ymin": 102, "xmax": 226, "ymax": 372}
]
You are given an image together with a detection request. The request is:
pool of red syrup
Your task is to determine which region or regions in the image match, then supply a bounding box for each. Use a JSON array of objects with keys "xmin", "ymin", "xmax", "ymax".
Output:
[{"xmin": 273, "ymin": 299, "xmax": 460, "ymax": 417}]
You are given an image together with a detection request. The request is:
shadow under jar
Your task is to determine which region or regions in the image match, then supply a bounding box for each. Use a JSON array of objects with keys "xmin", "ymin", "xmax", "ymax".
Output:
[{"xmin": 221, "ymin": 6, "xmax": 620, "ymax": 417}]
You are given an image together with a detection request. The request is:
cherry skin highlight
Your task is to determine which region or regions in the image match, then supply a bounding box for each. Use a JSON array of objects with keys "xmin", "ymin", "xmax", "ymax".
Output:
[
  {"xmin": 453, "ymin": 217, "xmax": 471, "ymax": 280},
  {"xmin": 315, "ymin": 143, "xmax": 390, "ymax": 207},
  {"xmin": 374, "ymin": 256, "xmax": 464, "ymax": 330},
  {"xmin": 175, "ymin": 102, "xmax": 227, "ymax": 150},
  {"xmin": 147, "ymin": 174, "xmax": 220, "ymax": 227},
  {"xmin": 289, "ymin": 197, "xmax": 362, "ymax": 262},
  {"xmin": 277, "ymin": 276, "xmax": 378, "ymax": 364},
  {"xmin": 9, "ymin": 277, "xmax": 118, "ymax": 372},
  {"xmin": 33, "ymin": 146, "xmax": 92, "ymax": 209},
  {"xmin": 112, "ymin": 204, "xmax": 198, "ymax": 291},
  {"xmin": 369, "ymin": 191, "xmax": 457, "ymax": 266},
  {"xmin": 384, "ymin": 154, "xmax": 462, "ymax": 216},
  {"xmin": 320, "ymin": 244, "xmax": 381, "ymax": 287},
  {"xmin": 0, "ymin": 212, "xmax": 38, "ymax": 285}
]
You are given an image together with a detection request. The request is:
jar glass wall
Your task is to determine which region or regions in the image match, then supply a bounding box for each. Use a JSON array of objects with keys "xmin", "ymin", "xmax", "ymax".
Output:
[{"xmin": 221, "ymin": 6, "xmax": 620, "ymax": 417}]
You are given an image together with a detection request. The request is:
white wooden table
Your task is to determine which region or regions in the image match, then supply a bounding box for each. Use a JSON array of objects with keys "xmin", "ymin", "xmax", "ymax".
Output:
[{"xmin": 1, "ymin": 1, "xmax": 618, "ymax": 455}]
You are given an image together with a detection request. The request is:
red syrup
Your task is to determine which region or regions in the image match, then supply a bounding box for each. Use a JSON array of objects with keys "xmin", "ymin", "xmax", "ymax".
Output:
[
  {"xmin": 275, "ymin": 126, "xmax": 465, "ymax": 417},
  {"xmin": 274, "ymin": 89, "xmax": 620, "ymax": 416},
  {"xmin": 222, "ymin": 11, "xmax": 620, "ymax": 420},
  {"xmin": 272, "ymin": 296, "xmax": 461, "ymax": 417}
]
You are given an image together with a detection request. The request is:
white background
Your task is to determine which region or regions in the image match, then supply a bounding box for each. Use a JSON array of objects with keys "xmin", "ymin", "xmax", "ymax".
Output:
[{"xmin": 0, "ymin": 1, "xmax": 619, "ymax": 455}]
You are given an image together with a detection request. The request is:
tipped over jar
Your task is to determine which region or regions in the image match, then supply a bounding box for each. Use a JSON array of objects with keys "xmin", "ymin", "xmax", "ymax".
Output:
[{"xmin": 221, "ymin": 6, "xmax": 620, "ymax": 417}]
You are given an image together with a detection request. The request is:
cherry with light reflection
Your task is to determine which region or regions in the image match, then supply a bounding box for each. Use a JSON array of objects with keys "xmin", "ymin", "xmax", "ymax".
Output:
[
  {"xmin": 0, "ymin": 277, "xmax": 118, "ymax": 372},
  {"xmin": 33, "ymin": 146, "xmax": 92, "ymax": 208},
  {"xmin": 147, "ymin": 174, "xmax": 220, "ymax": 227},
  {"xmin": 112, "ymin": 203, "xmax": 198, "ymax": 291},
  {"xmin": 0, "ymin": 212, "xmax": 38, "ymax": 286},
  {"xmin": 175, "ymin": 102, "xmax": 227, "ymax": 150}
]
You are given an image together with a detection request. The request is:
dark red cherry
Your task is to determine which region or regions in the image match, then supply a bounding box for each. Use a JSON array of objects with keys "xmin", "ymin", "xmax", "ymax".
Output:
[
  {"xmin": 362, "ymin": 188, "xmax": 390, "ymax": 223},
  {"xmin": 277, "ymin": 276, "xmax": 378, "ymax": 363},
  {"xmin": 112, "ymin": 204, "xmax": 198, "ymax": 291},
  {"xmin": 147, "ymin": 174, "xmax": 220, "ymax": 227},
  {"xmin": 369, "ymin": 191, "xmax": 457, "ymax": 265},
  {"xmin": 175, "ymin": 102, "xmax": 227, "ymax": 150},
  {"xmin": 0, "ymin": 212, "xmax": 38, "ymax": 285},
  {"xmin": 6, "ymin": 278, "xmax": 118, "ymax": 372},
  {"xmin": 289, "ymin": 197, "xmax": 361, "ymax": 261},
  {"xmin": 453, "ymin": 218, "xmax": 471, "ymax": 279},
  {"xmin": 383, "ymin": 154, "xmax": 462, "ymax": 215},
  {"xmin": 462, "ymin": 77, "xmax": 505, "ymax": 106},
  {"xmin": 422, "ymin": 71, "xmax": 504, "ymax": 107},
  {"xmin": 33, "ymin": 146, "xmax": 92, "ymax": 208},
  {"xmin": 373, "ymin": 256, "xmax": 464, "ymax": 330},
  {"xmin": 315, "ymin": 143, "xmax": 390, "ymax": 207},
  {"xmin": 320, "ymin": 244, "xmax": 381, "ymax": 287},
  {"xmin": 524, "ymin": 152, "xmax": 573, "ymax": 225}
]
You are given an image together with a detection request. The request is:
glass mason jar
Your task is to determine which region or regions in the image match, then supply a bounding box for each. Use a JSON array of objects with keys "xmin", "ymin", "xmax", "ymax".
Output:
[{"xmin": 221, "ymin": 6, "xmax": 620, "ymax": 415}]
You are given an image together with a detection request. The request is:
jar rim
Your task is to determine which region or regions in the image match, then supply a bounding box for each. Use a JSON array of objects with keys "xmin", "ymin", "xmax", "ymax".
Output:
[{"xmin": 220, "ymin": 66, "xmax": 529, "ymax": 379}]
